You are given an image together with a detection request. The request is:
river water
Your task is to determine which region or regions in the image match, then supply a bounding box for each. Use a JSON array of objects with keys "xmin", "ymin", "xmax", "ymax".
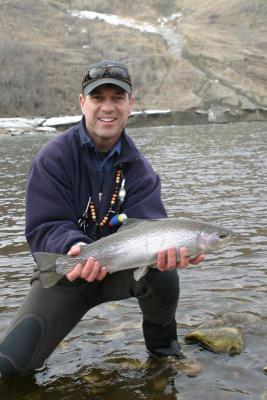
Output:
[{"xmin": 0, "ymin": 121, "xmax": 266, "ymax": 399}]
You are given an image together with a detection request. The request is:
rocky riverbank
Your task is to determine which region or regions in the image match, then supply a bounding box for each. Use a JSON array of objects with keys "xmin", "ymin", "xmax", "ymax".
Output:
[{"xmin": 1, "ymin": 106, "xmax": 266, "ymax": 136}]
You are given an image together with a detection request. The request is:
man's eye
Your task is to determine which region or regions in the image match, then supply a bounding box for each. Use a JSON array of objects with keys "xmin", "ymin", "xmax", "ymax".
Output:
[{"xmin": 114, "ymin": 96, "xmax": 125, "ymax": 101}]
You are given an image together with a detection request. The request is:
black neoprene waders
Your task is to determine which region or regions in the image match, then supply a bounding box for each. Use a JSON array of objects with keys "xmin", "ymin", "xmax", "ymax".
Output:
[{"xmin": 0, "ymin": 268, "xmax": 180, "ymax": 376}]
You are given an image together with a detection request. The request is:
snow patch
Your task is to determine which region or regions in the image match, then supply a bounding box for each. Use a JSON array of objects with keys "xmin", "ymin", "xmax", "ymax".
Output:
[
  {"xmin": 70, "ymin": 10, "xmax": 159, "ymax": 34},
  {"xmin": 69, "ymin": 10, "xmax": 183, "ymax": 58},
  {"xmin": 0, "ymin": 118, "xmax": 45, "ymax": 129},
  {"xmin": 42, "ymin": 115, "xmax": 82, "ymax": 127}
]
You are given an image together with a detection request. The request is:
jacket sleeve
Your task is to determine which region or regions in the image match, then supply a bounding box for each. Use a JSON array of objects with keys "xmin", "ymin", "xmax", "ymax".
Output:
[
  {"xmin": 123, "ymin": 156, "xmax": 167, "ymax": 219},
  {"xmin": 25, "ymin": 152, "xmax": 92, "ymax": 254}
]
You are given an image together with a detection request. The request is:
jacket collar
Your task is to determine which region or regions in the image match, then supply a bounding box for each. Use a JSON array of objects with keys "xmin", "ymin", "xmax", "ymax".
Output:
[{"xmin": 78, "ymin": 116, "xmax": 139, "ymax": 164}]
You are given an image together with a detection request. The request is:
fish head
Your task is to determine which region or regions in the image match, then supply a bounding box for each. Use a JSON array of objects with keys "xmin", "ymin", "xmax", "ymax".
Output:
[{"xmin": 197, "ymin": 226, "xmax": 236, "ymax": 252}]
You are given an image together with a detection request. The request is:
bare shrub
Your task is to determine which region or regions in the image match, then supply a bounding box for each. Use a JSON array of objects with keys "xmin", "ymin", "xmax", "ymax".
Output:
[{"xmin": 0, "ymin": 41, "xmax": 58, "ymax": 117}]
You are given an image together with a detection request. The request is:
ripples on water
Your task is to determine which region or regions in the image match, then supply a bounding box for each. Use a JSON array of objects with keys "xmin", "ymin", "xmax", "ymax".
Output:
[{"xmin": 0, "ymin": 122, "xmax": 266, "ymax": 399}]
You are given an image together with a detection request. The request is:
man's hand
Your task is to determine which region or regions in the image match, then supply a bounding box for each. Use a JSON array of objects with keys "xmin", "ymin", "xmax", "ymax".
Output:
[
  {"xmin": 66, "ymin": 244, "xmax": 108, "ymax": 282},
  {"xmin": 156, "ymin": 247, "xmax": 205, "ymax": 272}
]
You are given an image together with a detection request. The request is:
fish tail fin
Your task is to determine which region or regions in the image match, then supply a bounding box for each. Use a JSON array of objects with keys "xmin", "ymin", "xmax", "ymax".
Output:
[
  {"xmin": 39, "ymin": 271, "xmax": 64, "ymax": 288},
  {"xmin": 39, "ymin": 271, "xmax": 63, "ymax": 288},
  {"xmin": 33, "ymin": 251, "xmax": 61, "ymax": 272},
  {"xmin": 33, "ymin": 251, "xmax": 67, "ymax": 288}
]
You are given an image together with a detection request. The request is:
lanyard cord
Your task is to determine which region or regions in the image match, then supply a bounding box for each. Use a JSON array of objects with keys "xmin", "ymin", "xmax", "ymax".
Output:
[{"xmin": 77, "ymin": 166, "xmax": 126, "ymax": 235}]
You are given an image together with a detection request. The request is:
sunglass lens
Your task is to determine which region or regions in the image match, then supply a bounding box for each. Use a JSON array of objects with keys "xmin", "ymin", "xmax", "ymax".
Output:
[
  {"xmin": 89, "ymin": 66, "xmax": 105, "ymax": 79},
  {"xmin": 108, "ymin": 66, "xmax": 128, "ymax": 79}
]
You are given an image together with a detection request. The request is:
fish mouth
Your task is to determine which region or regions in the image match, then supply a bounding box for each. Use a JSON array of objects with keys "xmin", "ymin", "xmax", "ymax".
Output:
[{"xmin": 217, "ymin": 232, "xmax": 237, "ymax": 249}]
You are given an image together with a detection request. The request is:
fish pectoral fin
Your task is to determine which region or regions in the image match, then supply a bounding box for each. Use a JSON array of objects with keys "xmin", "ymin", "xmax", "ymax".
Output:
[{"xmin": 133, "ymin": 265, "xmax": 150, "ymax": 281}]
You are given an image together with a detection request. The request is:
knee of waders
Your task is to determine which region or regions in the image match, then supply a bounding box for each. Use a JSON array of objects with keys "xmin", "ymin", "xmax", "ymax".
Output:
[
  {"xmin": 136, "ymin": 269, "xmax": 179, "ymax": 324},
  {"xmin": 0, "ymin": 313, "xmax": 45, "ymax": 376},
  {"xmin": 144, "ymin": 269, "xmax": 179, "ymax": 306}
]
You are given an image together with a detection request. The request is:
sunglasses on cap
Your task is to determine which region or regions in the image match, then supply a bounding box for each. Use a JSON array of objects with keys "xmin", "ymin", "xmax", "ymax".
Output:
[{"xmin": 82, "ymin": 63, "xmax": 132, "ymax": 94}]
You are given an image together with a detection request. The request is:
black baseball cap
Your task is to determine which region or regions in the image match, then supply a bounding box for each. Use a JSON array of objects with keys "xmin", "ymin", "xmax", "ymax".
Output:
[{"xmin": 82, "ymin": 60, "xmax": 132, "ymax": 95}]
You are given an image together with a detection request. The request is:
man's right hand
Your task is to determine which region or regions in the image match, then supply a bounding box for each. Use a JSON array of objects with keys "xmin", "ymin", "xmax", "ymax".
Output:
[{"xmin": 66, "ymin": 244, "xmax": 108, "ymax": 282}]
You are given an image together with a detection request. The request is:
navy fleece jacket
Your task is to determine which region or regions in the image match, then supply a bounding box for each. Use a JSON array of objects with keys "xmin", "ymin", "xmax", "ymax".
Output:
[{"xmin": 25, "ymin": 118, "xmax": 167, "ymax": 254}]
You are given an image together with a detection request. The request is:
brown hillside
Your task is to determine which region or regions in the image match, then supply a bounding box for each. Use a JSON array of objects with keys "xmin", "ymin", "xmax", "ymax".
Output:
[{"xmin": 0, "ymin": 0, "xmax": 266, "ymax": 117}]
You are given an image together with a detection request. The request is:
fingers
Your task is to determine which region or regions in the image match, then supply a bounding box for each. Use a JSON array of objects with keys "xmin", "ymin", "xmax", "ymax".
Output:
[
  {"xmin": 156, "ymin": 249, "xmax": 166, "ymax": 271},
  {"xmin": 66, "ymin": 257, "xmax": 108, "ymax": 283},
  {"xmin": 80, "ymin": 257, "xmax": 96, "ymax": 280},
  {"xmin": 67, "ymin": 244, "xmax": 82, "ymax": 256},
  {"xmin": 157, "ymin": 248, "xmax": 177, "ymax": 271},
  {"xmin": 156, "ymin": 247, "xmax": 205, "ymax": 271},
  {"xmin": 178, "ymin": 247, "xmax": 190, "ymax": 268},
  {"xmin": 189, "ymin": 254, "xmax": 205, "ymax": 265},
  {"xmin": 96, "ymin": 266, "xmax": 108, "ymax": 281},
  {"xmin": 66, "ymin": 244, "xmax": 107, "ymax": 282},
  {"xmin": 66, "ymin": 263, "xmax": 83, "ymax": 281},
  {"xmin": 177, "ymin": 247, "xmax": 205, "ymax": 268},
  {"xmin": 80, "ymin": 257, "xmax": 107, "ymax": 282}
]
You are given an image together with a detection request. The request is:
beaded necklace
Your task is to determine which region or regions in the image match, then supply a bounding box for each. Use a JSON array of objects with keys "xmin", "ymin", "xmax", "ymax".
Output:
[{"xmin": 78, "ymin": 168, "xmax": 126, "ymax": 235}]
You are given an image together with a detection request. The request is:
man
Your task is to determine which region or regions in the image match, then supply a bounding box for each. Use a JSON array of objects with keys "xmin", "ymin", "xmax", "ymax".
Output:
[{"xmin": 0, "ymin": 60, "xmax": 204, "ymax": 376}]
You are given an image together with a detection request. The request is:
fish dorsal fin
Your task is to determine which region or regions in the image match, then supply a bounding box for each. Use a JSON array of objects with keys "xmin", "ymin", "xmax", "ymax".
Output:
[{"xmin": 118, "ymin": 218, "xmax": 159, "ymax": 232}]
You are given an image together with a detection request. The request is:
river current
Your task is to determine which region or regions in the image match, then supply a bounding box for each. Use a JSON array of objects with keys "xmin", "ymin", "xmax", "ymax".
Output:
[{"xmin": 0, "ymin": 121, "xmax": 266, "ymax": 399}]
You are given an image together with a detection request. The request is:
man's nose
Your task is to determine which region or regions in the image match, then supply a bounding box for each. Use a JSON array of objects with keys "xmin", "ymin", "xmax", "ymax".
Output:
[{"xmin": 100, "ymin": 99, "xmax": 115, "ymax": 112}]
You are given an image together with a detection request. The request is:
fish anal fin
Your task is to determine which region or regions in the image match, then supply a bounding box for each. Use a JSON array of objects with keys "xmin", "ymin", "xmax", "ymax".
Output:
[{"xmin": 133, "ymin": 265, "xmax": 150, "ymax": 281}]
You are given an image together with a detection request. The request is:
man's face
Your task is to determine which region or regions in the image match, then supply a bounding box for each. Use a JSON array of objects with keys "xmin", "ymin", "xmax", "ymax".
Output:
[{"xmin": 80, "ymin": 84, "xmax": 134, "ymax": 151}]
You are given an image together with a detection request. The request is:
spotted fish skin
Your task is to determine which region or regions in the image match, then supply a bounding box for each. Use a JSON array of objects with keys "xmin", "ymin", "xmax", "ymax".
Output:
[{"xmin": 33, "ymin": 218, "xmax": 236, "ymax": 288}]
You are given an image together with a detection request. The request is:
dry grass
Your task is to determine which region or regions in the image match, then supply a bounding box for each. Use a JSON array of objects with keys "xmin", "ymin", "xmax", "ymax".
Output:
[{"xmin": 0, "ymin": 0, "xmax": 266, "ymax": 117}]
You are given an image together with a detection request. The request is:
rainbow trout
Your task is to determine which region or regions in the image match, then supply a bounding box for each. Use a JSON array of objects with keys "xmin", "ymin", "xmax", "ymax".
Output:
[{"xmin": 33, "ymin": 218, "xmax": 236, "ymax": 288}]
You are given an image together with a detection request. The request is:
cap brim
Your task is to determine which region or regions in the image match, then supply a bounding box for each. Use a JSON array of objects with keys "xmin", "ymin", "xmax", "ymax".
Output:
[{"xmin": 83, "ymin": 78, "xmax": 132, "ymax": 95}]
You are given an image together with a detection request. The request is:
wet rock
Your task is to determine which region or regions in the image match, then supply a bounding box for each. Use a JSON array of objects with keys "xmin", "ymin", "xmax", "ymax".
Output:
[
  {"xmin": 238, "ymin": 95, "xmax": 259, "ymax": 111},
  {"xmin": 82, "ymin": 372, "xmax": 110, "ymax": 396},
  {"xmin": 173, "ymin": 359, "xmax": 202, "ymax": 377},
  {"xmin": 220, "ymin": 95, "xmax": 240, "ymax": 107},
  {"xmin": 150, "ymin": 376, "xmax": 169, "ymax": 392},
  {"xmin": 105, "ymin": 355, "xmax": 145, "ymax": 369},
  {"xmin": 208, "ymin": 107, "xmax": 228, "ymax": 123},
  {"xmin": 185, "ymin": 327, "xmax": 245, "ymax": 355}
]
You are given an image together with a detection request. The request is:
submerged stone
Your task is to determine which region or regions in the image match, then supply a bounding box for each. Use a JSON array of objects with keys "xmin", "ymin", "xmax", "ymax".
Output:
[
  {"xmin": 174, "ymin": 359, "xmax": 202, "ymax": 377},
  {"xmin": 105, "ymin": 356, "xmax": 145, "ymax": 369},
  {"xmin": 184, "ymin": 327, "xmax": 245, "ymax": 355}
]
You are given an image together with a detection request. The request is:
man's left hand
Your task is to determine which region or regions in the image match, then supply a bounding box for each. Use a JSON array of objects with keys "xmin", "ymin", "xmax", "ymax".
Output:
[{"xmin": 156, "ymin": 247, "xmax": 205, "ymax": 271}]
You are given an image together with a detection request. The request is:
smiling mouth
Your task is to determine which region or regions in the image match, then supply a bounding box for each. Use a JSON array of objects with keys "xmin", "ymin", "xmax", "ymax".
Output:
[{"xmin": 98, "ymin": 117, "xmax": 117, "ymax": 123}]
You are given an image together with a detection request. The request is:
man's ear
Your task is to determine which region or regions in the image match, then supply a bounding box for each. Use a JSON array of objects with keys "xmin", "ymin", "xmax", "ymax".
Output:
[
  {"xmin": 128, "ymin": 95, "xmax": 135, "ymax": 116},
  {"xmin": 79, "ymin": 94, "xmax": 86, "ymax": 113}
]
